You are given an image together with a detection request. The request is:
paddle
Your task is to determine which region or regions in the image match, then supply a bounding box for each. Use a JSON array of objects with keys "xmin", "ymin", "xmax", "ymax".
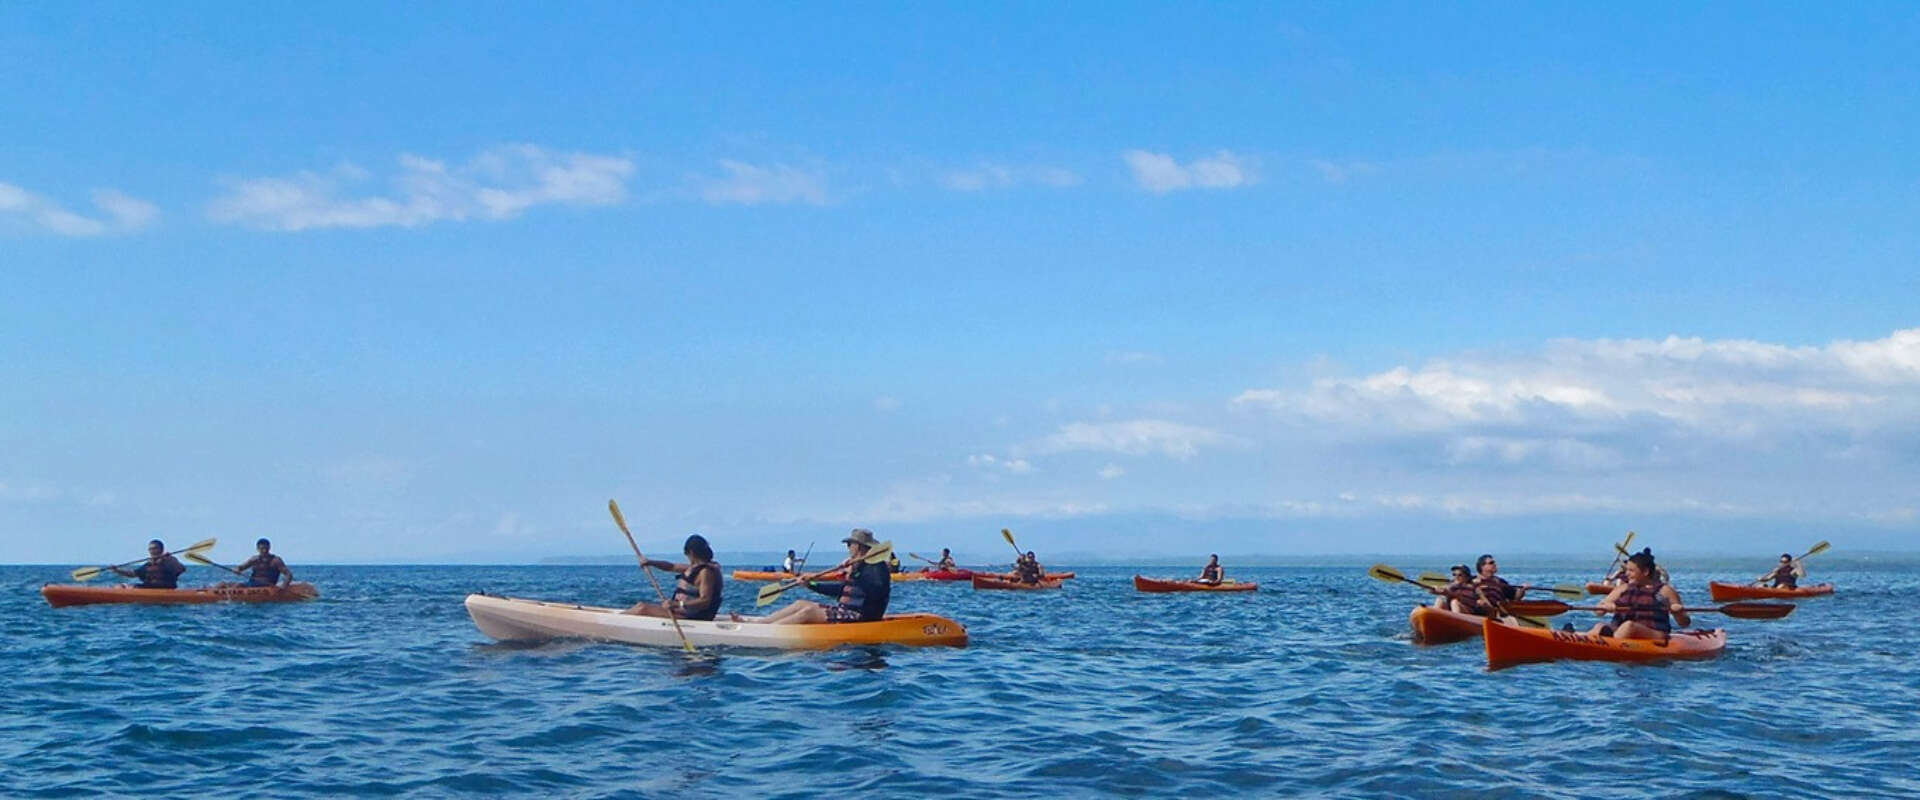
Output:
[
  {"xmin": 908, "ymin": 552, "xmax": 941, "ymax": 565},
  {"xmin": 1601, "ymin": 530, "xmax": 1637, "ymax": 580},
  {"xmin": 1001, "ymin": 528, "xmax": 1023, "ymax": 558},
  {"xmin": 1503, "ymin": 599, "xmax": 1796, "ymax": 620},
  {"xmin": 1414, "ymin": 569, "xmax": 1585, "ymax": 599},
  {"xmin": 755, "ymin": 540, "xmax": 894, "ymax": 607},
  {"xmin": 183, "ymin": 550, "xmax": 248, "ymax": 578},
  {"xmin": 1753, "ymin": 540, "xmax": 1831, "ymax": 585},
  {"xmin": 608, "ymin": 499, "xmax": 695, "ymax": 654},
  {"xmin": 71, "ymin": 538, "xmax": 217, "ymax": 582}
]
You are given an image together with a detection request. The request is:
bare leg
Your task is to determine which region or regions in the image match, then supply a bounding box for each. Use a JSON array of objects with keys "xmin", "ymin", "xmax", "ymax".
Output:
[
  {"xmin": 734, "ymin": 600, "xmax": 823, "ymax": 625},
  {"xmin": 623, "ymin": 601, "xmax": 669, "ymax": 617}
]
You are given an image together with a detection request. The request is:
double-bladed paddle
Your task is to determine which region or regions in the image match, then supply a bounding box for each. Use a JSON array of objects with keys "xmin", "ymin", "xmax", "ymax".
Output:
[
  {"xmin": 70, "ymin": 538, "xmax": 217, "ymax": 582},
  {"xmin": 1502, "ymin": 599, "xmax": 1796, "ymax": 620},
  {"xmin": 1601, "ymin": 530, "xmax": 1637, "ymax": 580},
  {"xmin": 609, "ymin": 499, "xmax": 695, "ymax": 654},
  {"xmin": 755, "ymin": 540, "xmax": 893, "ymax": 607}
]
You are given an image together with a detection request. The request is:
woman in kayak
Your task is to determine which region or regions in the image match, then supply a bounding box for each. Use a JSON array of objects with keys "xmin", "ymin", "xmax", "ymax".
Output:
[
  {"xmin": 1196, "ymin": 555, "xmax": 1224, "ymax": 585},
  {"xmin": 737, "ymin": 529, "xmax": 891, "ymax": 624},
  {"xmin": 1758, "ymin": 553, "xmax": 1804, "ymax": 588},
  {"xmin": 1589, "ymin": 550, "xmax": 1690, "ymax": 642},
  {"xmin": 622, "ymin": 534, "xmax": 723, "ymax": 621},
  {"xmin": 231, "ymin": 538, "xmax": 294, "ymax": 588},
  {"xmin": 1471, "ymin": 554, "xmax": 1533, "ymax": 614},
  {"xmin": 1433, "ymin": 564, "xmax": 1479, "ymax": 613},
  {"xmin": 112, "ymin": 539, "xmax": 186, "ymax": 589}
]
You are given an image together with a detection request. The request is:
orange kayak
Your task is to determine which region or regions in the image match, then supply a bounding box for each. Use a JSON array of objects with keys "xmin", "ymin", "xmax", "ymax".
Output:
[
  {"xmin": 42, "ymin": 583, "xmax": 321, "ymax": 608},
  {"xmin": 1586, "ymin": 582, "xmax": 1615, "ymax": 596},
  {"xmin": 1482, "ymin": 618, "xmax": 1726, "ymax": 670},
  {"xmin": 971, "ymin": 575, "xmax": 1062, "ymax": 590},
  {"xmin": 1409, "ymin": 605, "xmax": 1489, "ymax": 645},
  {"xmin": 1708, "ymin": 581, "xmax": 1833, "ymax": 601},
  {"xmin": 1132, "ymin": 576, "xmax": 1257, "ymax": 593}
]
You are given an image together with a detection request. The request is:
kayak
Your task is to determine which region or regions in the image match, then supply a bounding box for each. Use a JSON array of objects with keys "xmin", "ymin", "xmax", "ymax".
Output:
[
  {"xmin": 464, "ymin": 594, "xmax": 967, "ymax": 650},
  {"xmin": 1132, "ymin": 576, "xmax": 1257, "ymax": 593},
  {"xmin": 1409, "ymin": 605, "xmax": 1488, "ymax": 645},
  {"xmin": 1708, "ymin": 581, "xmax": 1833, "ymax": 601},
  {"xmin": 971, "ymin": 575, "xmax": 1062, "ymax": 590},
  {"xmin": 1586, "ymin": 582, "xmax": 1615, "ymax": 596},
  {"xmin": 919, "ymin": 569, "xmax": 976, "ymax": 581},
  {"xmin": 42, "ymin": 583, "xmax": 321, "ymax": 608},
  {"xmin": 1482, "ymin": 618, "xmax": 1726, "ymax": 670},
  {"xmin": 986, "ymin": 571, "xmax": 1075, "ymax": 581}
]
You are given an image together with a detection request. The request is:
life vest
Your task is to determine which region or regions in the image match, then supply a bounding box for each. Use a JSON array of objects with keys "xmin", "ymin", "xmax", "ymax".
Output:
[
  {"xmin": 1767, "ymin": 564, "xmax": 1798, "ymax": 588},
  {"xmin": 1611, "ymin": 581, "xmax": 1672, "ymax": 632},
  {"xmin": 1200, "ymin": 563, "xmax": 1223, "ymax": 582},
  {"xmin": 134, "ymin": 558, "xmax": 184, "ymax": 589},
  {"xmin": 836, "ymin": 561, "xmax": 891, "ymax": 621},
  {"xmin": 670, "ymin": 563, "xmax": 719, "ymax": 621},
  {"xmin": 247, "ymin": 557, "xmax": 283, "ymax": 587}
]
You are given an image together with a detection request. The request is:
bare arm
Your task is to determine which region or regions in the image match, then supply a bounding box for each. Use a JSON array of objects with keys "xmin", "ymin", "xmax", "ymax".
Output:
[{"xmin": 1662, "ymin": 585, "xmax": 1691, "ymax": 628}]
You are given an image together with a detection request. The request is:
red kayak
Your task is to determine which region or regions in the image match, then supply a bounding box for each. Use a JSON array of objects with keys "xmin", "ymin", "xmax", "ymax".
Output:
[
  {"xmin": 1409, "ymin": 605, "xmax": 1487, "ymax": 645},
  {"xmin": 1132, "ymin": 576, "xmax": 1257, "ymax": 593},
  {"xmin": 920, "ymin": 569, "xmax": 976, "ymax": 581},
  {"xmin": 1482, "ymin": 618, "xmax": 1726, "ymax": 670},
  {"xmin": 971, "ymin": 575, "xmax": 1062, "ymax": 590},
  {"xmin": 43, "ymin": 583, "xmax": 321, "ymax": 608},
  {"xmin": 1708, "ymin": 581, "xmax": 1834, "ymax": 601}
]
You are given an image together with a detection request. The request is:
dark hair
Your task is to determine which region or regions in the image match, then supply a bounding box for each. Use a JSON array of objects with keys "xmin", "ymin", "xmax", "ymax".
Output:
[
  {"xmin": 257, "ymin": 538, "xmax": 271, "ymax": 547},
  {"xmin": 1627, "ymin": 550, "xmax": 1657, "ymax": 574},
  {"xmin": 683, "ymin": 535, "xmax": 714, "ymax": 562},
  {"xmin": 1780, "ymin": 553, "xmax": 1793, "ymax": 560},
  {"xmin": 149, "ymin": 539, "xmax": 165, "ymax": 549},
  {"xmin": 1451, "ymin": 564, "xmax": 1472, "ymax": 576},
  {"xmin": 1476, "ymin": 554, "xmax": 1496, "ymax": 570}
]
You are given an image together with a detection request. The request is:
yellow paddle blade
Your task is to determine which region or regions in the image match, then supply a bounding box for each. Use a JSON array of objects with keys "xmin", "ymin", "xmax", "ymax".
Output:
[
  {"xmin": 862, "ymin": 541, "xmax": 894, "ymax": 564},
  {"xmin": 1366, "ymin": 564, "xmax": 1406, "ymax": 583},
  {"xmin": 184, "ymin": 551, "xmax": 214, "ymax": 566},
  {"xmin": 179, "ymin": 538, "xmax": 217, "ymax": 557},
  {"xmin": 1417, "ymin": 572, "xmax": 1448, "ymax": 586},
  {"xmin": 70, "ymin": 565, "xmax": 105, "ymax": 582},
  {"xmin": 1001, "ymin": 528, "xmax": 1018, "ymax": 550},
  {"xmin": 608, "ymin": 499, "xmax": 630, "ymax": 533},
  {"xmin": 1550, "ymin": 584, "xmax": 1586, "ymax": 599},
  {"xmin": 1621, "ymin": 530, "xmax": 1635, "ymax": 549},
  {"xmin": 1803, "ymin": 540, "xmax": 1830, "ymax": 559},
  {"xmin": 755, "ymin": 580, "xmax": 796, "ymax": 607}
]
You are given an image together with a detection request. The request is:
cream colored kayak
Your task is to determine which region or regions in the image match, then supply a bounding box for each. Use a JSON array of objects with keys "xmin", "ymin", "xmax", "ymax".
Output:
[{"xmin": 464, "ymin": 594, "xmax": 968, "ymax": 650}]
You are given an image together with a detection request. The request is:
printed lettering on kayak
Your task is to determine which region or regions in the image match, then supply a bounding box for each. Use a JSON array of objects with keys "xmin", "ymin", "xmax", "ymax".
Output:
[{"xmin": 923, "ymin": 623, "xmax": 950, "ymax": 636}]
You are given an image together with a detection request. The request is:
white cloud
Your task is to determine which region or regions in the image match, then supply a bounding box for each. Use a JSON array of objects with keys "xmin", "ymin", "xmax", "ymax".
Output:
[
  {"xmin": 1309, "ymin": 158, "xmax": 1379, "ymax": 184},
  {"xmin": 206, "ymin": 145, "xmax": 634, "ymax": 231},
  {"xmin": 1032, "ymin": 419, "xmax": 1231, "ymax": 460},
  {"xmin": 1233, "ymin": 328, "xmax": 1920, "ymax": 465},
  {"xmin": 940, "ymin": 162, "xmax": 1082, "ymax": 192},
  {"xmin": 968, "ymin": 454, "xmax": 1036, "ymax": 475},
  {"xmin": 690, "ymin": 160, "xmax": 829, "ymax": 206},
  {"xmin": 1123, "ymin": 149, "xmax": 1257, "ymax": 193},
  {"xmin": 1098, "ymin": 464, "xmax": 1125, "ymax": 479},
  {"xmin": 0, "ymin": 183, "xmax": 158, "ymax": 236}
]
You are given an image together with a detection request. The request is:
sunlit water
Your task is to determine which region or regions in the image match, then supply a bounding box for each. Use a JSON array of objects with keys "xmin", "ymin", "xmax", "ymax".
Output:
[{"xmin": 4, "ymin": 562, "xmax": 1915, "ymax": 797}]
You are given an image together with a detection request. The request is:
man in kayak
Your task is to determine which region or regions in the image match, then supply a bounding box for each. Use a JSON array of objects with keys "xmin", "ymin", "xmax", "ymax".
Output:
[
  {"xmin": 1471, "ymin": 554, "xmax": 1534, "ymax": 615},
  {"xmin": 782, "ymin": 549, "xmax": 798, "ymax": 574},
  {"xmin": 1433, "ymin": 564, "xmax": 1478, "ymax": 613},
  {"xmin": 934, "ymin": 548, "xmax": 957, "ymax": 571},
  {"xmin": 1013, "ymin": 551, "xmax": 1046, "ymax": 585},
  {"xmin": 1589, "ymin": 550, "xmax": 1690, "ymax": 642},
  {"xmin": 1196, "ymin": 554, "xmax": 1224, "ymax": 585},
  {"xmin": 623, "ymin": 534, "xmax": 723, "ymax": 621},
  {"xmin": 1757, "ymin": 553, "xmax": 1804, "ymax": 588},
  {"xmin": 111, "ymin": 539, "xmax": 187, "ymax": 589},
  {"xmin": 736, "ymin": 528, "xmax": 890, "ymax": 624},
  {"xmin": 232, "ymin": 538, "xmax": 295, "ymax": 588}
]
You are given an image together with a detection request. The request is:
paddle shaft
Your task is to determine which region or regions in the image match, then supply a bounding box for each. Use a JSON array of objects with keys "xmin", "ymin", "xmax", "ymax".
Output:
[
  {"xmin": 73, "ymin": 538, "xmax": 216, "ymax": 582},
  {"xmin": 608, "ymin": 500, "xmax": 695, "ymax": 653}
]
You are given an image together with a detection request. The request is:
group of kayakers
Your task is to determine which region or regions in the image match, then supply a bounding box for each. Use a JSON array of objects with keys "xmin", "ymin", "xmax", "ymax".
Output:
[
  {"xmin": 1430, "ymin": 553, "xmax": 1533, "ymax": 617},
  {"xmin": 111, "ymin": 538, "xmax": 295, "ymax": 590}
]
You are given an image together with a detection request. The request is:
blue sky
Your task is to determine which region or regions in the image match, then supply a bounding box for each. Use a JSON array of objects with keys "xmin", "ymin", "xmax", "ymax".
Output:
[{"xmin": 5, "ymin": 4, "xmax": 1918, "ymax": 564}]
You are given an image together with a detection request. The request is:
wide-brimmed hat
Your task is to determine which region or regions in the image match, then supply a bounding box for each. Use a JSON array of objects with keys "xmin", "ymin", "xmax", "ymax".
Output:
[{"xmin": 842, "ymin": 528, "xmax": 878, "ymax": 547}]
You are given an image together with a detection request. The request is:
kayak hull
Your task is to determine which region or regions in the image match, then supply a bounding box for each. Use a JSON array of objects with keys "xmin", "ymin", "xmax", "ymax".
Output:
[
  {"xmin": 42, "ymin": 583, "xmax": 320, "ymax": 608},
  {"xmin": 919, "ymin": 569, "xmax": 976, "ymax": 581},
  {"xmin": 1707, "ymin": 581, "xmax": 1833, "ymax": 601},
  {"xmin": 970, "ymin": 575, "xmax": 1062, "ymax": 590},
  {"xmin": 464, "ymin": 594, "xmax": 967, "ymax": 650},
  {"xmin": 1409, "ymin": 605, "xmax": 1487, "ymax": 645},
  {"xmin": 1586, "ymin": 582, "xmax": 1614, "ymax": 596},
  {"xmin": 1483, "ymin": 618, "xmax": 1726, "ymax": 670},
  {"xmin": 1132, "ymin": 576, "xmax": 1257, "ymax": 593}
]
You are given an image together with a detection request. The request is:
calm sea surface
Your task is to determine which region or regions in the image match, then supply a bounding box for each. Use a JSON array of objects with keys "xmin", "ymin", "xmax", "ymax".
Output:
[{"xmin": 4, "ymin": 561, "xmax": 1916, "ymax": 798}]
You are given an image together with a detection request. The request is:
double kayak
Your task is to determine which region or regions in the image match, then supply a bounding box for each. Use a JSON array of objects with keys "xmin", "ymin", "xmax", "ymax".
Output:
[
  {"xmin": 1708, "ymin": 581, "xmax": 1834, "ymax": 601},
  {"xmin": 971, "ymin": 575, "xmax": 1062, "ymax": 590},
  {"xmin": 1132, "ymin": 576, "xmax": 1257, "ymax": 593},
  {"xmin": 464, "ymin": 594, "xmax": 967, "ymax": 650},
  {"xmin": 1482, "ymin": 618, "xmax": 1726, "ymax": 670},
  {"xmin": 42, "ymin": 583, "xmax": 321, "ymax": 608}
]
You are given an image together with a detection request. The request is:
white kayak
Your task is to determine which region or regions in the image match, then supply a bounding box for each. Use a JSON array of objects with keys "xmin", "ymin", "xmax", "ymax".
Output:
[{"xmin": 464, "ymin": 594, "xmax": 968, "ymax": 650}]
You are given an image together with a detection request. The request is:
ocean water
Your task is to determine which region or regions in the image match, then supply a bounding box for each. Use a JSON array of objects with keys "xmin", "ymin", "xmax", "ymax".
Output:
[{"xmin": 4, "ymin": 562, "xmax": 1916, "ymax": 798}]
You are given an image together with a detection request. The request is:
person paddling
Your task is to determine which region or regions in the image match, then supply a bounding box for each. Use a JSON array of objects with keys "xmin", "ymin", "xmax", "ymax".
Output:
[
  {"xmin": 934, "ymin": 548, "xmax": 957, "ymax": 571},
  {"xmin": 111, "ymin": 539, "xmax": 186, "ymax": 589},
  {"xmin": 1196, "ymin": 554, "xmax": 1224, "ymax": 585},
  {"xmin": 1757, "ymin": 553, "xmax": 1804, "ymax": 588},
  {"xmin": 1588, "ymin": 550, "xmax": 1690, "ymax": 642},
  {"xmin": 1471, "ymin": 554, "xmax": 1533, "ymax": 614},
  {"xmin": 623, "ymin": 534, "xmax": 723, "ymax": 621},
  {"xmin": 735, "ymin": 529, "xmax": 890, "ymax": 625},
  {"xmin": 1012, "ymin": 551, "xmax": 1046, "ymax": 585},
  {"xmin": 1433, "ymin": 564, "xmax": 1478, "ymax": 614},
  {"xmin": 229, "ymin": 538, "xmax": 294, "ymax": 589}
]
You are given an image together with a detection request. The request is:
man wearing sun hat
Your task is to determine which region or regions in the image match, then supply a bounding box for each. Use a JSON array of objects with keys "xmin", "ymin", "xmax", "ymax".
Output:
[{"xmin": 734, "ymin": 528, "xmax": 892, "ymax": 625}]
